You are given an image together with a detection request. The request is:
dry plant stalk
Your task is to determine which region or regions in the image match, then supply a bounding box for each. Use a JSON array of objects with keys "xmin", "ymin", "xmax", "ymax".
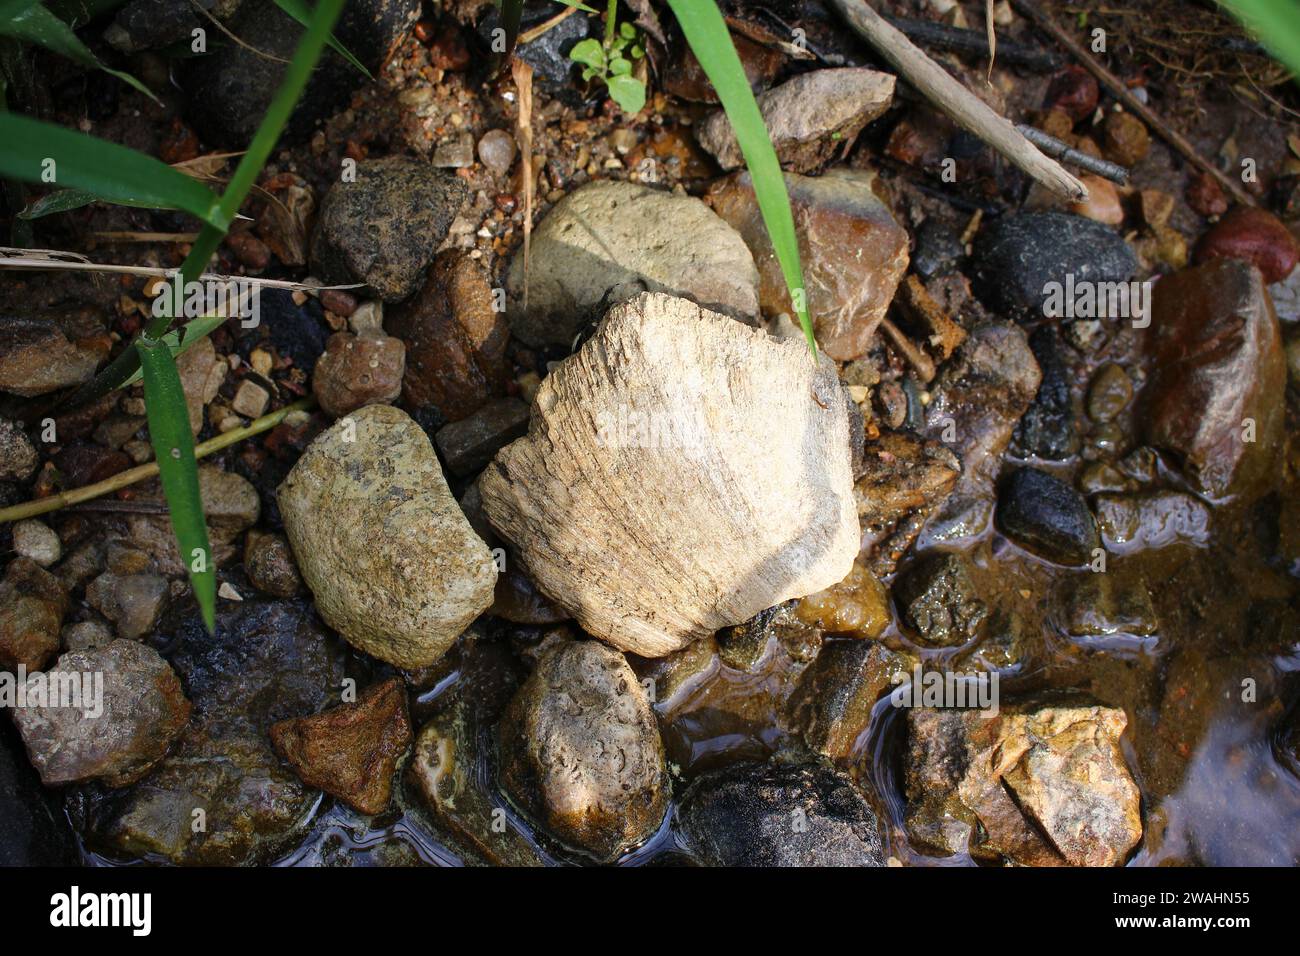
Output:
[
  {"xmin": 827, "ymin": 0, "xmax": 1088, "ymax": 202},
  {"xmin": 512, "ymin": 58, "xmax": 535, "ymax": 315}
]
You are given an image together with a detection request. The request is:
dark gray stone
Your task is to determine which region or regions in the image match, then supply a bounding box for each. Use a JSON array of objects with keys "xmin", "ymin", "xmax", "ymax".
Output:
[
  {"xmin": 677, "ymin": 760, "xmax": 887, "ymax": 867},
  {"xmin": 435, "ymin": 397, "xmax": 529, "ymax": 477},
  {"xmin": 1014, "ymin": 324, "xmax": 1078, "ymax": 460},
  {"xmin": 996, "ymin": 466, "xmax": 1100, "ymax": 565},
  {"xmin": 893, "ymin": 550, "xmax": 989, "ymax": 647},
  {"xmin": 974, "ymin": 212, "xmax": 1137, "ymax": 321}
]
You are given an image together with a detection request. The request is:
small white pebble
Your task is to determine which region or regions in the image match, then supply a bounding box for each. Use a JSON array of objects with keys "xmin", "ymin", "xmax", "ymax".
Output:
[
  {"xmin": 218, "ymin": 581, "xmax": 243, "ymax": 601},
  {"xmin": 12, "ymin": 519, "xmax": 61, "ymax": 567}
]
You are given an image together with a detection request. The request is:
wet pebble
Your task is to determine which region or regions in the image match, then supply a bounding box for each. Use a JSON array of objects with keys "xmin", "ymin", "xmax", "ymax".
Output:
[
  {"xmin": 244, "ymin": 530, "xmax": 302, "ymax": 598},
  {"xmin": 996, "ymin": 466, "xmax": 1100, "ymax": 565},
  {"xmin": 1043, "ymin": 66, "xmax": 1098, "ymax": 122},
  {"xmin": 477, "ymin": 129, "xmax": 517, "ymax": 177},
  {"xmin": 0, "ymin": 558, "xmax": 67, "ymax": 672},
  {"xmin": 1194, "ymin": 206, "xmax": 1299, "ymax": 284},
  {"xmin": 893, "ymin": 550, "xmax": 989, "ymax": 647},
  {"xmin": 1102, "ymin": 111, "xmax": 1151, "ymax": 167},
  {"xmin": 311, "ymin": 330, "xmax": 406, "ymax": 418},
  {"xmin": 1086, "ymin": 363, "xmax": 1133, "ymax": 423}
]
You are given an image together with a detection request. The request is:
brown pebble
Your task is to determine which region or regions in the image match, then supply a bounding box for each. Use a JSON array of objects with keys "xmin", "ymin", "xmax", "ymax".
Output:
[
  {"xmin": 1186, "ymin": 170, "xmax": 1229, "ymax": 218},
  {"xmin": 1071, "ymin": 174, "xmax": 1124, "ymax": 226},
  {"xmin": 1102, "ymin": 111, "xmax": 1150, "ymax": 167},
  {"xmin": 225, "ymin": 231, "xmax": 271, "ymax": 271},
  {"xmin": 1194, "ymin": 206, "xmax": 1299, "ymax": 284},
  {"xmin": 311, "ymin": 331, "xmax": 406, "ymax": 418},
  {"xmin": 1044, "ymin": 66, "xmax": 1098, "ymax": 123}
]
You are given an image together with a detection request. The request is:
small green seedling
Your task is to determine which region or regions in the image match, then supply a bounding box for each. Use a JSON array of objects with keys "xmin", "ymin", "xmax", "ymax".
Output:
[{"xmin": 569, "ymin": 15, "xmax": 646, "ymax": 114}]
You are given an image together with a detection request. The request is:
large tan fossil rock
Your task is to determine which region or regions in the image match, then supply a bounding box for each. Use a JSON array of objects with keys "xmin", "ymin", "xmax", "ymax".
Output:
[{"xmin": 479, "ymin": 292, "xmax": 860, "ymax": 658}]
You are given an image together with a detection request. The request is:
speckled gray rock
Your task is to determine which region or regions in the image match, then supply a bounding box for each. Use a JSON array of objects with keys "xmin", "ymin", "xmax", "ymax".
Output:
[
  {"xmin": 85, "ymin": 571, "xmax": 169, "ymax": 641},
  {"xmin": 11, "ymin": 640, "xmax": 191, "ymax": 787},
  {"xmin": 697, "ymin": 68, "xmax": 895, "ymax": 173},
  {"xmin": 504, "ymin": 180, "xmax": 759, "ymax": 348},
  {"xmin": 277, "ymin": 404, "xmax": 497, "ymax": 668},
  {"xmin": 498, "ymin": 638, "xmax": 668, "ymax": 862},
  {"xmin": 677, "ymin": 760, "xmax": 888, "ymax": 866},
  {"xmin": 973, "ymin": 212, "xmax": 1137, "ymax": 321},
  {"xmin": 0, "ymin": 417, "xmax": 37, "ymax": 481},
  {"xmin": 310, "ymin": 157, "xmax": 469, "ymax": 303}
]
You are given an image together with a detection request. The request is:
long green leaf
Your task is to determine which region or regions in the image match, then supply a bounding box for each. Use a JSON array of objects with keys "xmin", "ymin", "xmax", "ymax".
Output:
[
  {"xmin": 122, "ymin": 313, "xmax": 228, "ymax": 387},
  {"xmin": 137, "ymin": 335, "xmax": 215, "ymax": 634},
  {"xmin": 271, "ymin": 0, "xmax": 372, "ymax": 79},
  {"xmin": 664, "ymin": 0, "xmax": 815, "ymax": 354},
  {"xmin": 0, "ymin": 112, "xmax": 224, "ymax": 225},
  {"xmin": 63, "ymin": 0, "xmax": 348, "ymax": 409},
  {"xmin": 1218, "ymin": 0, "xmax": 1300, "ymax": 79},
  {"xmin": 0, "ymin": 0, "xmax": 158, "ymax": 102}
]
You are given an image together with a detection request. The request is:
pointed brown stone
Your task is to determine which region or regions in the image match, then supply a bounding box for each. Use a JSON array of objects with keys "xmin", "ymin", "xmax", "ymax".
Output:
[{"xmin": 270, "ymin": 677, "xmax": 413, "ymax": 815}]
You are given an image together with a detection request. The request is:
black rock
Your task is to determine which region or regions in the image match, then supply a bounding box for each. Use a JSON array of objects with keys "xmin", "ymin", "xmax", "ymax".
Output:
[
  {"xmin": 973, "ymin": 212, "xmax": 1137, "ymax": 322},
  {"xmin": 911, "ymin": 218, "xmax": 966, "ymax": 281},
  {"xmin": 476, "ymin": 3, "xmax": 596, "ymax": 96},
  {"xmin": 893, "ymin": 550, "xmax": 989, "ymax": 647},
  {"xmin": 256, "ymin": 288, "xmax": 330, "ymax": 376},
  {"xmin": 996, "ymin": 466, "xmax": 1100, "ymax": 565},
  {"xmin": 676, "ymin": 760, "xmax": 887, "ymax": 867},
  {"xmin": 309, "ymin": 157, "xmax": 469, "ymax": 303},
  {"xmin": 105, "ymin": 0, "xmax": 201, "ymax": 54},
  {"xmin": 180, "ymin": 0, "xmax": 419, "ymax": 147},
  {"xmin": 0, "ymin": 720, "xmax": 79, "ymax": 865},
  {"xmin": 1013, "ymin": 324, "xmax": 1079, "ymax": 460}
]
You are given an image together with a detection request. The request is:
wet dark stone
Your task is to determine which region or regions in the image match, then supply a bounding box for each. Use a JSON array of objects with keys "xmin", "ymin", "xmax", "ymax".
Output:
[
  {"xmin": 105, "ymin": 0, "xmax": 199, "ymax": 54},
  {"xmin": 180, "ymin": 0, "xmax": 419, "ymax": 147},
  {"xmin": 973, "ymin": 212, "xmax": 1137, "ymax": 322},
  {"xmin": 677, "ymin": 760, "xmax": 887, "ymax": 867},
  {"xmin": 893, "ymin": 550, "xmax": 989, "ymax": 647},
  {"xmin": 997, "ymin": 466, "xmax": 1100, "ymax": 565},
  {"xmin": 0, "ymin": 720, "xmax": 78, "ymax": 865},
  {"xmin": 1013, "ymin": 324, "xmax": 1078, "ymax": 460},
  {"xmin": 911, "ymin": 218, "xmax": 966, "ymax": 281},
  {"xmin": 71, "ymin": 597, "xmax": 347, "ymax": 865}
]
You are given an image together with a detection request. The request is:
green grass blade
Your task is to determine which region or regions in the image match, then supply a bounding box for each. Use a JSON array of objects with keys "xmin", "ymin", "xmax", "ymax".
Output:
[
  {"xmin": 137, "ymin": 335, "xmax": 215, "ymax": 634},
  {"xmin": 0, "ymin": 112, "xmax": 224, "ymax": 225},
  {"xmin": 1218, "ymin": 0, "xmax": 1300, "ymax": 79},
  {"xmin": 664, "ymin": 0, "xmax": 814, "ymax": 354},
  {"xmin": 64, "ymin": 0, "xmax": 348, "ymax": 410},
  {"xmin": 0, "ymin": 0, "xmax": 158, "ymax": 102},
  {"xmin": 122, "ymin": 313, "xmax": 227, "ymax": 387},
  {"xmin": 17, "ymin": 184, "xmax": 193, "ymax": 218},
  {"xmin": 271, "ymin": 0, "xmax": 372, "ymax": 79}
]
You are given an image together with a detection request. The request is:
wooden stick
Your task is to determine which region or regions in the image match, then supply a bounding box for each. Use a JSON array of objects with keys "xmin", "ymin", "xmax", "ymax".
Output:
[
  {"xmin": 827, "ymin": 0, "xmax": 1089, "ymax": 202},
  {"xmin": 1010, "ymin": 0, "xmax": 1256, "ymax": 208},
  {"xmin": 0, "ymin": 397, "xmax": 316, "ymax": 525}
]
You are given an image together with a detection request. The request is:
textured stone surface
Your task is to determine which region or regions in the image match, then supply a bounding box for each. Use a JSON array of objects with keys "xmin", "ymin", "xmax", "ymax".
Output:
[
  {"xmin": 12, "ymin": 641, "xmax": 190, "ymax": 787},
  {"xmin": 894, "ymin": 551, "xmax": 989, "ymax": 647},
  {"xmin": 270, "ymin": 677, "xmax": 411, "ymax": 815},
  {"xmin": 498, "ymin": 638, "xmax": 667, "ymax": 861},
  {"xmin": 0, "ymin": 312, "xmax": 110, "ymax": 397},
  {"xmin": 311, "ymin": 330, "xmax": 406, "ymax": 417},
  {"xmin": 788, "ymin": 639, "xmax": 915, "ymax": 761},
  {"xmin": 310, "ymin": 156, "xmax": 468, "ymax": 302},
  {"xmin": 480, "ymin": 293, "xmax": 859, "ymax": 658},
  {"xmin": 677, "ymin": 760, "xmax": 887, "ymax": 866},
  {"xmin": 973, "ymin": 212, "xmax": 1137, "ymax": 321},
  {"xmin": 905, "ymin": 702, "xmax": 1142, "ymax": 866},
  {"xmin": 697, "ymin": 68, "xmax": 894, "ymax": 173},
  {"xmin": 0, "ymin": 557, "xmax": 67, "ymax": 672},
  {"xmin": 278, "ymin": 404, "xmax": 497, "ymax": 668},
  {"xmin": 1139, "ymin": 258, "xmax": 1284, "ymax": 499},
  {"xmin": 708, "ymin": 168, "xmax": 909, "ymax": 361},
  {"xmin": 387, "ymin": 249, "xmax": 509, "ymax": 423},
  {"xmin": 504, "ymin": 180, "xmax": 759, "ymax": 348},
  {"xmin": 0, "ymin": 417, "xmax": 37, "ymax": 481}
]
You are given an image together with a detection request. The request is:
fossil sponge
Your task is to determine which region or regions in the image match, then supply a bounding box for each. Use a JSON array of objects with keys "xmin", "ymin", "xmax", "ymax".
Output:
[{"xmin": 480, "ymin": 292, "xmax": 860, "ymax": 657}]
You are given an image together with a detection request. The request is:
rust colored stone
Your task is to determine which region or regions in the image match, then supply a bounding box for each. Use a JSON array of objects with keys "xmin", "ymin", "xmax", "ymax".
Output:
[{"xmin": 1194, "ymin": 205, "xmax": 1299, "ymax": 284}]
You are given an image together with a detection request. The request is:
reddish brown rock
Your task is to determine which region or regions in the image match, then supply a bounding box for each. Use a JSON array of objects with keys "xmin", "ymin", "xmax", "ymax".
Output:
[
  {"xmin": 1186, "ymin": 170, "xmax": 1229, "ymax": 218},
  {"xmin": 708, "ymin": 168, "xmax": 909, "ymax": 361},
  {"xmin": 311, "ymin": 331, "xmax": 406, "ymax": 418},
  {"xmin": 269, "ymin": 677, "xmax": 413, "ymax": 815},
  {"xmin": 0, "ymin": 558, "xmax": 67, "ymax": 672},
  {"xmin": 1194, "ymin": 206, "xmax": 1299, "ymax": 284},
  {"xmin": 387, "ymin": 250, "xmax": 509, "ymax": 423},
  {"xmin": 1140, "ymin": 258, "xmax": 1284, "ymax": 499},
  {"xmin": 663, "ymin": 31, "xmax": 784, "ymax": 104},
  {"xmin": 1043, "ymin": 66, "xmax": 1098, "ymax": 123},
  {"xmin": 1070, "ymin": 173, "xmax": 1124, "ymax": 225}
]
